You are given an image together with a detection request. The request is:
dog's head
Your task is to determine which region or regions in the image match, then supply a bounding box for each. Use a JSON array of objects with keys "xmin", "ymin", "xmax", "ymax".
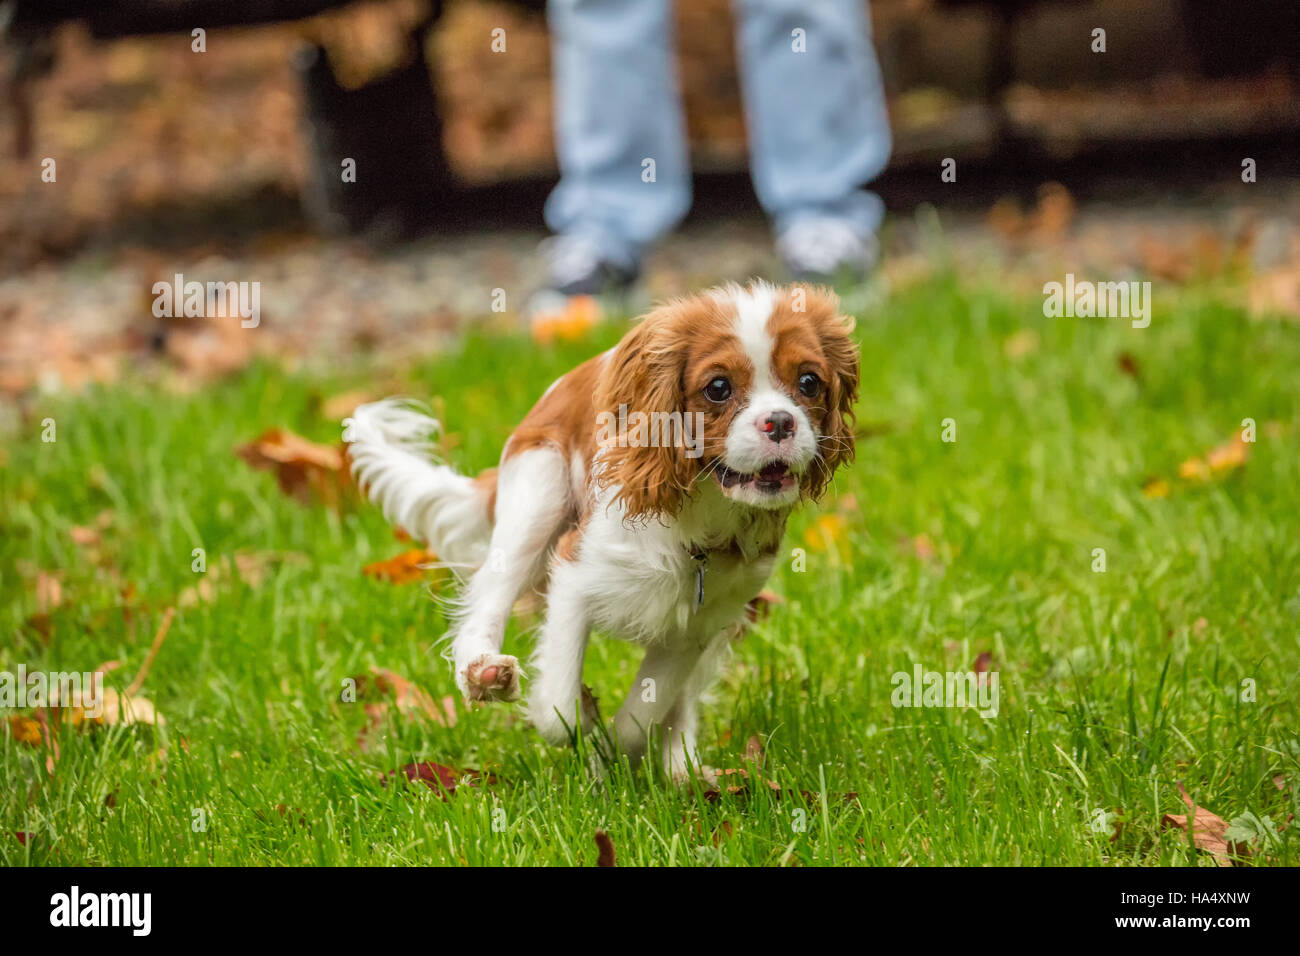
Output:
[{"xmin": 594, "ymin": 282, "xmax": 859, "ymax": 520}]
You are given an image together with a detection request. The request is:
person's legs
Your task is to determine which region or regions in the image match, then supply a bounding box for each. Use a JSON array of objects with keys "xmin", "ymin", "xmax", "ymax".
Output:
[
  {"xmin": 543, "ymin": 0, "xmax": 691, "ymax": 290},
  {"xmin": 732, "ymin": 0, "xmax": 892, "ymax": 277}
]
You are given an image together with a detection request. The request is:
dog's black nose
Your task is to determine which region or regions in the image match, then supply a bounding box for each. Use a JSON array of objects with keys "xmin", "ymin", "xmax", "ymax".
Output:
[{"xmin": 762, "ymin": 410, "xmax": 795, "ymax": 442}]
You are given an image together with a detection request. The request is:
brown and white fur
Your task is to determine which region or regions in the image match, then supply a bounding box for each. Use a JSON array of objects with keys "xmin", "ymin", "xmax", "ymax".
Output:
[{"xmin": 346, "ymin": 282, "xmax": 858, "ymax": 777}]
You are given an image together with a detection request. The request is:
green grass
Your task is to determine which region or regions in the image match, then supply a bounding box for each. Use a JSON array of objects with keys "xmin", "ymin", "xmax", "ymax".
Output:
[{"xmin": 3, "ymin": 272, "xmax": 1298, "ymax": 866}]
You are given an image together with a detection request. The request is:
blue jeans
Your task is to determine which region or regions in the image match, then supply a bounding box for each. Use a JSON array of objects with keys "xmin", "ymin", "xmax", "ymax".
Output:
[{"xmin": 544, "ymin": 0, "xmax": 892, "ymax": 267}]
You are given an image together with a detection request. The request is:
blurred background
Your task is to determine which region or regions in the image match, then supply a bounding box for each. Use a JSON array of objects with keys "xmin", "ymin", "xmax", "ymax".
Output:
[{"xmin": 2, "ymin": 0, "xmax": 1299, "ymax": 403}]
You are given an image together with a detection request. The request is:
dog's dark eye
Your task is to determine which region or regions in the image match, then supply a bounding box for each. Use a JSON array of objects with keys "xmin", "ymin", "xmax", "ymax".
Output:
[
  {"xmin": 798, "ymin": 372, "xmax": 822, "ymax": 398},
  {"xmin": 703, "ymin": 377, "xmax": 732, "ymax": 403}
]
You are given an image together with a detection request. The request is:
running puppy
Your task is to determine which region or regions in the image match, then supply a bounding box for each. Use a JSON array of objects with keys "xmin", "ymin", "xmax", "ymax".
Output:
[{"xmin": 347, "ymin": 282, "xmax": 858, "ymax": 776}]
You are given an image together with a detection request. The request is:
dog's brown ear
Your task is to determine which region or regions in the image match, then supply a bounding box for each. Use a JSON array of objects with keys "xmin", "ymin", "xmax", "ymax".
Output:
[
  {"xmin": 801, "ymin": 287, "xmax": 859, "ymax": 498},
  {"xmin": 593, "ymin": 309, "xmax": 696, "ymax": 522}
]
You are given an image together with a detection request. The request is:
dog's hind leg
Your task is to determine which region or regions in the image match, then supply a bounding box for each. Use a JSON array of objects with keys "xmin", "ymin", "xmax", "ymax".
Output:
[
  {"xmin": 610, "ymin": 642, "xmax": 706, "ymax": 769},
  {"xmin": 451, "ymin": 446, "xmax": 571, "ymax": 702},
  {"xmin": 659, "ymin": 631, "xmax": 731, "ymax": 784}
]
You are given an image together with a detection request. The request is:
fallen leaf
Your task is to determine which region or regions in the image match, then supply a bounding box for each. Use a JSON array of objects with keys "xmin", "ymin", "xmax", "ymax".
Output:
[
  {"xmin": 35, "ymin": 572, "xmax": 62, "ymax": 612},
  {"xmin": 594, "ymin": 829, "xmax": 616, "ymax": 867},
  {"xmin": 356, "ymin": 666, "xmax": 455, "ymax": 728},
  {"xmin": 69, "ymin": 525, "xmax": 101, "ymax": 546},
  {"xmin": 711, "ymin": 820, "xmax": 734, "ymax": 847},
  {"xmin": 1142, "ymin": 477, "xmax": 1170, "ymax": 499},
  {"xmin": 803, "ymin": 513, "xmax": 848, "ymax": 555},
  {"xmin": 321, "ymin": 389, "xmax": 376, "ymax": 421},
  {"xmin": 973, "ymin": 651, "xmax": 994, "ymax": 675},
  {"xmin": 1116, "ymin": 351, "xmax": 1141, "ymax": 380},
  {"xmin": 1160, "ymin": 781, "xmax": 1242, "ymax": 866},
  {"xmin": 362, "ymin": 549, "xmax": 440, "ymax": 585},
  {"xmin": 94, "ymin": 689, "xmax": 164, "ymax": 727},
  {"xmin": 1206, "ymin": 436, "xmax": 1249, "ymax": 472},
  {"xmin": 236, "ymin": 428, "xmax": 348, "ymax": 505},
  {"xmin": 1031, "ymin": 182, "xmax": 1075, "ymax": 240},
  {"xmin": 385, "ymin": 762, "xmax": 492, "ymax": 799},
  {"xmin": 1247, "ymin": 264, "xmax": 1300, "ymax": 321},
  {"xmin": 702, "ymin": 767, "xmax": 857, "ymax": 806},
  {"xmin": 908, "ymin": 533, "xmax": 939, "ymax": 565},
  {"xmin": 7, "ymin": 715, "xmax": 43, "ymax": 746},
  {"xmin": 1003, "ymin": 330, "xmax": 1040, "ymax": 359},
  {"xmin": 179, "ymin": 551, "xmax": 308, "ymax": 606},
  {"xmin": 273, "ymin": 804, "xmax": 309, "ymax": 828},
  {"xmin": 1177, "ymin": 434, "xmax": 1249, "ymax": 484},
  {"xmin": 531, "ymin": 295, "xmax": 601, "ymax": 344}
]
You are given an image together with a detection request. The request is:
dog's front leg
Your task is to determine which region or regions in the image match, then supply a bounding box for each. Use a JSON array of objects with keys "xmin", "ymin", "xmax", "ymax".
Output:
[
  {"xmin": 451, "ymin": 448, "xmax": 571, "ymax": 702},
  {"xmin": 526, "ymin": 561, "xmax": 594, "ymax": 744}
]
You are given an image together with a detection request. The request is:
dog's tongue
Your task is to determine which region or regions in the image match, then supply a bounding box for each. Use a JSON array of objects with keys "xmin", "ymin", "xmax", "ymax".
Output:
[{"xmin": 759, "ymin": 462, "xmax": 789, "ymax": 481}]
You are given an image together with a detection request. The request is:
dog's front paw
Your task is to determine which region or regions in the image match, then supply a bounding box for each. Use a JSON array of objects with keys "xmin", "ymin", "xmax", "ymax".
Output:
[{"xmin": 461, "ymin": 654, "xmax": 521, "ymax": 702}]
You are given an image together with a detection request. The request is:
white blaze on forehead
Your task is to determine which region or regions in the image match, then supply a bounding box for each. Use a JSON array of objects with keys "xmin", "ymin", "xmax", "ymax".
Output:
[{"xmin": 725, "ymin": 282, "xmax": 779, "ymax": 388}]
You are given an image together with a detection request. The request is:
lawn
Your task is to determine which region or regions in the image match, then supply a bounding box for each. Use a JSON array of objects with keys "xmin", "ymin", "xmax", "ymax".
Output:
[{"xmin": 3, "ymin": 270, "xmax": 1298, "ymax": 866}]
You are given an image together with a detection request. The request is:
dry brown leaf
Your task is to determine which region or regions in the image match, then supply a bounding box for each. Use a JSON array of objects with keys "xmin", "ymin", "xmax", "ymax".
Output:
[
  {"xmin": 164, "ymin": 321, "xmax": 256, "ymax": 382},
  {"xmin": 1142, "ymin": 477, "xmax": 1170, "ymax": 499},
  {"xmin": 803, "ymin": 513, "xmax": 849, "ymax": 557},
  {"xmin": 69, "ymin": 525, "xmax": 101, "ymax": 546},
  {"xmin": 1178, "ymin": 434, "xmax": 1249, "ymax": 483},
  {"xmin": 711, "ymin": 820, "xmax": 734, "ymax": 847},
  {"xmin": 1031, "ymin": 182, "xmax": 1075, "ymax": 239},
  {"xmin": 384, "ymin": 762, "xmax": 494, "ymax": 800},
  {"xmin": 360, "ymin": 666, "xmax": 454, "ymax": 727},
  {"xmin": 531, "ymin": 295, "xmax": 602, "ymax": 344},
  {"xmin": 594, "ymin": 829, "xmax": 616, "ymax": 867},
  {"xmin": 7, "ymin": 715, "xmax": 43, "ymax": 746},
  {"xmin": 1161, "ymin": 781, "xmax": 1242, "ymax": 866},
  {"xmin": 362, "ymin": 549, "xmax": 440, "ymax": 585},
  {"xmin": 35, "ymin": 572, "xmax": 62, "ymax": 613},
  {"xmin": 702, "ymin": 767, "xmax": 858, "ymax": 806},
  {"xmin": 1247, "ymin": 264, "xmax": 1300, "ymax": 320},
  {"xmin": 179, "ymin": 551, "xmax": 307, "ymax": 606},
  {"xmin": 908, "ymin": 533, "xmax": 939, "ymax": 565},
  {"xmin": 321, "ymin": 390, "xmax": 376, "ymax": 422},
  {"xmin": 236, "ymin": 428, "xmax": 348, "ymax": 505},
  {"xmin": 1003, "ymin": 329, "xmax": 1040, "ymax": 360},
  {"xmin": 94, "ymin": 689, "xmax": 164, "ymax": 727}
]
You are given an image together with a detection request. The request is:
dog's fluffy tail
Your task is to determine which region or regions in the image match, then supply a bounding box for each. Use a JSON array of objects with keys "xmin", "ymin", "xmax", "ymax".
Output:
[{"xmin": 345, "ymin": 399, "xmax": 493, "ymax": 570}]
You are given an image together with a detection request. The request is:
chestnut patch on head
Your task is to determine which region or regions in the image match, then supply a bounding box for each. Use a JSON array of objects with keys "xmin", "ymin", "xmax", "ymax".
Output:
[
  {"xmin": 594, "ymin": 295, "xmax": 743, "ymax": 521},
  {"xmin": 766, "ymin": 286, "xmax": 859, "ymax": 498}
]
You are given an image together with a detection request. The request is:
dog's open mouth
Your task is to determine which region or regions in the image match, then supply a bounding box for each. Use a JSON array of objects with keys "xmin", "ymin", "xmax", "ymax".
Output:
[{"xmin": 715, "ymin": 461, "xmax": 796, "ymax": 494}]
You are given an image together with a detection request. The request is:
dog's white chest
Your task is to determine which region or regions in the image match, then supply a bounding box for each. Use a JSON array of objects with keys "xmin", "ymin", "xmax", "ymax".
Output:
[{"xmin": 574, "ymin": 514, "xmax": 775, "ymax": 645}]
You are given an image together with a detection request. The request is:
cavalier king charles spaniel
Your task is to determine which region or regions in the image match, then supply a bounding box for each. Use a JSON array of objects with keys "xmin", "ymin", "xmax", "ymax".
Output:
[{"xmin": 346, "ymin": 281, "xmax": 858, "ymax": 778}]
